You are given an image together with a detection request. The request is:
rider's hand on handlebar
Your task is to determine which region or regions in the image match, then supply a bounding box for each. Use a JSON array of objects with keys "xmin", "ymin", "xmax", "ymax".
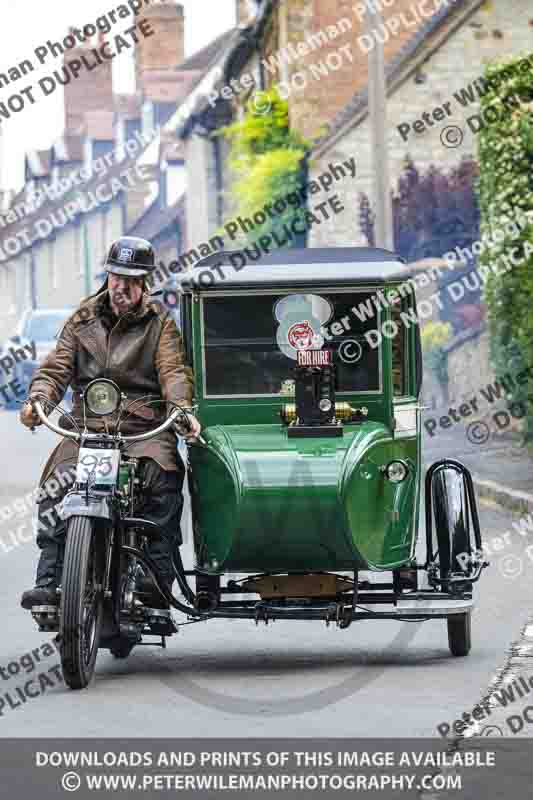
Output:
[
  {"xmin": 175, "ymin": 412, "xmax": 202, "ymax": 442},
  {"xmin": 20, "ymin": 400, "xmax": 42, "ymax": 429}
]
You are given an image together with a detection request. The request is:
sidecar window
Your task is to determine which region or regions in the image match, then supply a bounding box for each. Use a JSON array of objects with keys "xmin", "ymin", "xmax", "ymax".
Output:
[{"xmin": 202, "ymin": 293, "xmax": 382, "ymax": 397}]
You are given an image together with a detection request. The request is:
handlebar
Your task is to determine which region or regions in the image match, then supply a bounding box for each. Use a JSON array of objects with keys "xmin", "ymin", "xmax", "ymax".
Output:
[
  {"xmin": 32, "ymin": 401, "xmax": 191, "ymax": 444},
  {"xmin": 34, "ymin": 401, "xmax": 81, "ymax": 441}
]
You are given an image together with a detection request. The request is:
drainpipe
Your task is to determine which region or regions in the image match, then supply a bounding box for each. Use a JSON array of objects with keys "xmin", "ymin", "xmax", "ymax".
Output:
[{"xmin": 212, "ymin": 134, "xmax": 224, "ymax": 226}]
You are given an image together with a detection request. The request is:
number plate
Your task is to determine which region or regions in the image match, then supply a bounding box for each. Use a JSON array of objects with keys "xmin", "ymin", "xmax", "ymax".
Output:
[{"xmin": 76, "ymin": 448, "xmax": 120, "ymax": 486}]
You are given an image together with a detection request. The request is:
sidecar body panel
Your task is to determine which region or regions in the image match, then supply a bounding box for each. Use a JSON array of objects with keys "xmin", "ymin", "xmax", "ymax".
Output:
[
  {"xmin": 179, "ymin": 247, "xmax": 424, "ymax": 576},
  {"xmin": 189, "ymin": 421, "xmax": 418, "ymax": 572}
]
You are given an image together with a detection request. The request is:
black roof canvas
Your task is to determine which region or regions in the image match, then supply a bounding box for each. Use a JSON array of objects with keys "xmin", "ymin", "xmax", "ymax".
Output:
[{"xmin": 177, "ymin": 247, "xmax": 411, "ymax": 293}]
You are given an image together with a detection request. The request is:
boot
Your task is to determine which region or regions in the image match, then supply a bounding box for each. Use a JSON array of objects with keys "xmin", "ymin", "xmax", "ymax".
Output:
[{"xmin": 21, "ymin": 585, "xmax": 59, "ymax": 610}]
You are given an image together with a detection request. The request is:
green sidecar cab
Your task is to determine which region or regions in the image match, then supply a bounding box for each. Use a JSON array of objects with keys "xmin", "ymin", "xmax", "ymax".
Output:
[{"xmin": 175, "ymin": 247, "xmax": 486, "ymax": 654}]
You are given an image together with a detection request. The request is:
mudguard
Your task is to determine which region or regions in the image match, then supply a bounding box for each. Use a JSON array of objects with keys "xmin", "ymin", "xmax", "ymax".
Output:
[{"xmin": 57, "ymin": 491, "xmax": 113, "ymax": 522}]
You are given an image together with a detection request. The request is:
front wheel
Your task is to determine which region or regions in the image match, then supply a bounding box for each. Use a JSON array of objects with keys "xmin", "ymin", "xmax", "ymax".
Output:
[
  {"xmin": 60, "ymin": 516, "xmax": 106, "ymax": 689},
  {"xmin": 448, "ymin": 612, "xmax": 471, "ymax": 657}
]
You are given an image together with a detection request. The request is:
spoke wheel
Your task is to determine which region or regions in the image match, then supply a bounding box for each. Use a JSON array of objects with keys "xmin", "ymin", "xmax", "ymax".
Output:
[{"xmin": 60, "ymin": 517, "xmax": 106, "ymax": 689}]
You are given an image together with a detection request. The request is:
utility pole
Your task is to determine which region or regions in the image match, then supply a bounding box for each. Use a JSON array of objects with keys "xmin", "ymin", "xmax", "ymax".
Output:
[{"xmin": 367, "ymin": 6, "xmax": 394, "ymax": 250}]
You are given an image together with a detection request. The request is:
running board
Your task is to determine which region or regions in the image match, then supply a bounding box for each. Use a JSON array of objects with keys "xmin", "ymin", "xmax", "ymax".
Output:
[
  {"xmin": 361, "ymin": 595, "xmax": 473, "ymax": 617},
  {"xmin": 209, "ymin": 595, "xmax": 474, "ymax": 622}
]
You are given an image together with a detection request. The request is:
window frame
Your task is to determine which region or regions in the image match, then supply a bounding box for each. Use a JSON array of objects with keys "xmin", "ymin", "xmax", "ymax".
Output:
[{"xmin": 199, "ymin": 287, "xmax": 384, "ymax": 399}]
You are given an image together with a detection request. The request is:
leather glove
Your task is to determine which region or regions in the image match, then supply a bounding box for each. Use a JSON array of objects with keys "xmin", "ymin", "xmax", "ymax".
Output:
[
  {"xmin": 20, "ymin": 399, "xmax": 41, "ymax": 429},
  {"xmin": 175, "ymin": 412, "xmax": 202, "ymax": 442}
]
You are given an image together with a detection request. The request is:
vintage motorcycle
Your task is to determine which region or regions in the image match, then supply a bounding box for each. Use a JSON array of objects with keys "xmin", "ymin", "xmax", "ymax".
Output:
[
  {"xmin": 30, "ymin": 246, "xmax": 488, "ymax": 691},
  {"xmin": 30, "ymin": 388, "xmax": 199, "ymax": 689}
]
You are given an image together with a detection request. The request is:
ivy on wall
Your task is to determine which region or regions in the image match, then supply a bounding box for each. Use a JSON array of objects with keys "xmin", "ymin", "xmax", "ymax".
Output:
[
  {"xmin": 477, "ymin": 54, "xmax": 533, "ymax": 440},
  {"xmin": 219, "ymin": 86, "xmax": 310, "ymax": 246}
]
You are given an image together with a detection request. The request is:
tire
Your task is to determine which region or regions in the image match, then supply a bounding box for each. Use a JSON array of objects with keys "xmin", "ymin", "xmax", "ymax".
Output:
[
  {"xmin": 60, "ymin": 516, "xmax": 106, "ymax": 689},
  {"xmin": 432, "ymin": 468, "xmax": 470, "ymax": 589},
  {"xmin": 448, "ymin": 613, "xmax": 471, "ymax": 657}
]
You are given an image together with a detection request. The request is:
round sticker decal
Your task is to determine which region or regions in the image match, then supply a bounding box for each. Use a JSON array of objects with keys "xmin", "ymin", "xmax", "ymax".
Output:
[{"xmin": 274, "ymin": 294, "xmax": 333, "ymax": 360}]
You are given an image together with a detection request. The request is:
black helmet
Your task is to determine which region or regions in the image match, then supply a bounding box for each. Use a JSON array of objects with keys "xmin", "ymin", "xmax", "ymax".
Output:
[{"xmin": 104, "ymin": 236, "xmax": 155, "ymax": 277}]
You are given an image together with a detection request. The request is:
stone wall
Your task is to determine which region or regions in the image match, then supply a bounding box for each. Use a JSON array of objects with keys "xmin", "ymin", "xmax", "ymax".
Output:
[
  {"xmin": 308, "ymin": 0, "xmax": 533, "ymax": 248},
  {"xmin": 445, "ymin": 328, "xmax": 493, "ymax": 407}
]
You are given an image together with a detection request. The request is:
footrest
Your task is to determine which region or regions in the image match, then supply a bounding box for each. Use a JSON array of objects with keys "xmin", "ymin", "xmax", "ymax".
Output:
[{"xmin": 144, "ymin": 608, "xmax": 178, "ymax": 635}]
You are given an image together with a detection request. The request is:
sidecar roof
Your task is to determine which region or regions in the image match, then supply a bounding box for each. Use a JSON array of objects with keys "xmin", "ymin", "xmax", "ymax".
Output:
[{"xmin": 177, "ymin": 247, "xmax": 413, "ymax": 293}]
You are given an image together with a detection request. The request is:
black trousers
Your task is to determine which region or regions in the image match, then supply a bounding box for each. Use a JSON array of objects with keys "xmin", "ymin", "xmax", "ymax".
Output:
[{"xmin": 35, "ymin": 457, "xmax": 185, "ymax": 588}]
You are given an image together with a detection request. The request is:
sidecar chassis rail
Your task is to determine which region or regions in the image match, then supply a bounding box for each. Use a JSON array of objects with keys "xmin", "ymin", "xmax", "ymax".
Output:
[{"xmin": 208, "ymin": 594, "xmax": 473, "ymax": 622}]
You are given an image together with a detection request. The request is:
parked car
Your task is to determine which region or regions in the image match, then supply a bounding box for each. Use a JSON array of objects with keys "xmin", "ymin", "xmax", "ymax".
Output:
[{"xmin": 7, "ymin": 308, "xmax": 74, "ymax": 408}]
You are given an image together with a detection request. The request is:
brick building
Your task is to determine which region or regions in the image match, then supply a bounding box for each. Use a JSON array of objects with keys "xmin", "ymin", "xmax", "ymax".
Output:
[
  {"xmin": 308, "ymin": 0, "xmax": 532, "ymax": 248},
  {"xmin": 0, "ymin": 0, "xmax": 229, "ymax": 341},
  {"xmin": 304, "ymin": 0, "xmax": 532, "ymax": 404}
]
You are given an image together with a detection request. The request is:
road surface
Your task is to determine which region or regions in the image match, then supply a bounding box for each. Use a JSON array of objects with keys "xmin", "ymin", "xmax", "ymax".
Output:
[{"xmin": 0, "ymin": 408, "xmax": 527, "ymax": 738}]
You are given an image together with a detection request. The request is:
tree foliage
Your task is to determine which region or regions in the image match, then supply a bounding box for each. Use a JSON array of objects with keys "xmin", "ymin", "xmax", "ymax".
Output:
[
  {"xmin": 477, "ymin": 55, "xmax": 533, "ymax": 440},
  {"xmin": 219, "ymin": 86, "xmax": 310, "ymax": 246},
  {"xmin": 360, "ymin": 158, "xmax": 479, "ymax": 261}
]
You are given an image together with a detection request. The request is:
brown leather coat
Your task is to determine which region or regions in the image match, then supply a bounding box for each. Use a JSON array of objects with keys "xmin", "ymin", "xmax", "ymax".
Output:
[{"xmin": 29, "ymin": 289, "xmax": 194, "ymax": 483}]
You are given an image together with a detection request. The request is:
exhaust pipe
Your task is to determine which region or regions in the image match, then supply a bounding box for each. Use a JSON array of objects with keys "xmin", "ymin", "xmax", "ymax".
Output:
[{"xmin": 195, "ymin": 591, "xmax": 219, "ymax": 613}]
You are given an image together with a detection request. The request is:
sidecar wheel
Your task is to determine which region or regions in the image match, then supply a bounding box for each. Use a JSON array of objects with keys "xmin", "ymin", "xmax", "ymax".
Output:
[
  {"xmin": 448, "ymin": 613, "xmax": 471, "ymax": 657},
  {"xmin": 60, "ymin": 516, "xmax": 106, "ymax": 689}
]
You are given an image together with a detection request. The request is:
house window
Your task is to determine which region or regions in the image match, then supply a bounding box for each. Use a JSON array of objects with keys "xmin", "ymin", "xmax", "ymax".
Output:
[
  {"xmin": 76, "ymin": 225, "xmax": 84, "ymax": 278},
  {"xmin": 115, "ymin": 119, "xmax": 126, "ymax": 162},
  {"xmin": 48, "ymin": 240, "xmax": 57, "ymax": 291},
  {"xmin": 166, "ymin": 163, "xmax": 186, "ymax": 206},
  {"xmin": 83, "ymin": 139, "xmax": 93, "ymax": 175},
  {"xmin": 142, "ymin": 101, "xmax": 155, "ymax": 137},
  {"xmin": 26, "ymin": 179, "xmax": 36, "ymax": 203}
]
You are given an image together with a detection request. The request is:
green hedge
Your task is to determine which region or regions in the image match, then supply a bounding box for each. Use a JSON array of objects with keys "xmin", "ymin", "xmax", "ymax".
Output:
[{"xmin": 478, "ymin": 53, "xmax": 533, "ymax": 440}]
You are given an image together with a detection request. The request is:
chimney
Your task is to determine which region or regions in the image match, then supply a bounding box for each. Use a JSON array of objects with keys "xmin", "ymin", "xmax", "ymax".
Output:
[
  {"xmin": 236, "ymin": 0, "xmax": 259, "ymax": 26},
  {"xmin": 64, "ymin": 28, "xmax": 113, "ymax": 134},
  {"xmin": 135, "ymin": 1, "xmax": 185, "ymax": 90}
]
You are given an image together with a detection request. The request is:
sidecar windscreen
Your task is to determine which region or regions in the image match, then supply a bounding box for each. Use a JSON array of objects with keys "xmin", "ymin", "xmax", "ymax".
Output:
[{"xmin": 202, "ymin": 292, "xmax": 382, "ymax": 397}]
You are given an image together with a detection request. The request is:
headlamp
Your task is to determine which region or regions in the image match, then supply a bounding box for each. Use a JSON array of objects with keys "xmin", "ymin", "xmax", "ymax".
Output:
[
  {"xmin": 384, "ymin": 460, "xmax": 409, "ymax": 484},
  {"xmin": 85, "ymin": 379, "xmax": 121, "ymax": 416}
]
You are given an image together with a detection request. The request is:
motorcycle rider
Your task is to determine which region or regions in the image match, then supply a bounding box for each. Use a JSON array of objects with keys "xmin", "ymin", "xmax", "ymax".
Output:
[{"xmin": 20, "ymin": 236, "xmax": 200, "ymax": 611}]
